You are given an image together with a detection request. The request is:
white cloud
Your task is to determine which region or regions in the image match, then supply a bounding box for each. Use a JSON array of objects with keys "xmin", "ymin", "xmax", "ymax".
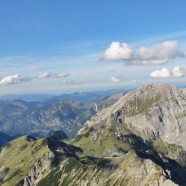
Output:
[
  {"xmin": 37, "ymin": 72, "xmax": 51, "ymax": 79},
  {"xmin": 101, "ymin": 41, "xmax": 132, "ymax": 61},
  {"xmin": 172, "ymin": 66, "xmax": 183, "ymax": 77},
  {"xmin": 150, "ymin": 66, "xmax": 184, "ymax": 78},
  {"xmin": 0, "ymin": 74, "xmax": 25, "ymax": 85},
  {"xmin": 36, "ymin": 72, "xmax": 70, "ymax": 79},
  {"xmin": 133, "ymin": 79, "xmax": 141, "ymax": 84},
  {"xmin": 102, "ymin": 40, "xmax": 185, "ymax": 65},
  {"xmin": 111, "ymin": 76, "xmax": 120, "ymax": 83},
  {"xmin": 134, "ymin": 41, "xmax": 182, "ymax": 65},
  {"xmin": 150, "ymin": 68, "xmax": 171, "ymax": 78},
  {"xmin": 53, "ymin": 72, "xmax": 70, "ymax": 78}
]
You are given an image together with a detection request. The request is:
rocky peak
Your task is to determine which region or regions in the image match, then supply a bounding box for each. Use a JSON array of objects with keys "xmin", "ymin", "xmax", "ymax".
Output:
[{"xmin": 79, "ymin": 83, "xmax": 186, "ymax": 149}]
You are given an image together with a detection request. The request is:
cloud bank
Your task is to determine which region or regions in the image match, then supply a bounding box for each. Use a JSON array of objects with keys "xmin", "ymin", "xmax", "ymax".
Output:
[
  {"xmin": 37, "ymin": 72, "xmax": 70, "ymax": 79},
  {"xmin": 102, "ymin": 41, "xmax": 185, "ymax": 65},
  {"xmin": 150, "ymin": 66, "xmax": 184, "ymax": 78},
  {"xmin": 0, "ymin": 74, "xmax": 25, "ymax": 85}
]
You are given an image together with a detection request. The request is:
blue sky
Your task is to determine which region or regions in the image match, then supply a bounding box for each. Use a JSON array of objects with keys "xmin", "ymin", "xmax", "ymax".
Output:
[{"xmin": 0, "ymin": 0, "xmax": 186, "ymax": 95}]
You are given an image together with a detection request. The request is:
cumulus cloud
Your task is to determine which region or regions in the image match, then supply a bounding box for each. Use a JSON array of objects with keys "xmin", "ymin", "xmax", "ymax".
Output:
[
  {"xmin": 150, "ymin": 66, "xmax": 184, "ymax": 78},
  {"xmin": 172, "ymin": 66, "xmax": 183, "ymax": 77},
  {"xmin": 37, "ymin": 72, "xmax": 51, "ymax": 79},
  {"xmin": 111, "ymin": 76, "xmax": 120, "ymax": 83},
  {"xmin": 102, "ymin": 40, "xmax": 185, "ymax": 65},
  {"xmin": 36, "ymin": 72, "xmax": 70, "ymax": 79},
  {"xmin": 0, "ymin": 74, "xmax": 25, "ymax": 85},
  {"xmin": 101, "ymin": 42, "xmax": 132, "ymax": 61},
  {"xmin": 150, "ymin": 68, "xmax": 171, "ymax": 78}
]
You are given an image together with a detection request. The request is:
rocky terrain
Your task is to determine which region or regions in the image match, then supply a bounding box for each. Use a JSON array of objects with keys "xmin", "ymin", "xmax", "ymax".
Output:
[
  {"xmin": 1, "ymin": 83, "xmax": 186, "ymax": 185},
  {"xmin": 79, "ymin": 83, "xmax": 186, "ymax": 148}
]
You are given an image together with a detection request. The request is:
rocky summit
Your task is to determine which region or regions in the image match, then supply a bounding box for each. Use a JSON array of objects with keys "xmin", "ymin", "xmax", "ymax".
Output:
[
  {"xmin": 79, "ymin": 83, "xmax": 186, "ymax": 148},
  {"xmin": 1, "ymin": 83, "xmax": 186, "ymax": 186}
]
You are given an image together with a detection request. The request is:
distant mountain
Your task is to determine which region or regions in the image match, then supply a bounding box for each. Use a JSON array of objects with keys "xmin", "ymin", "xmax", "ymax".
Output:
[
  {"xmin": 0, "ymin": 94, "xmax": 55, "ymax": 102},
  {"xmin": 0, "ymin": 100, "xmax": 94, "ymax": 137},
  {"xmin": 92, "ymin": 88, "xmax": 131, "ymax": 98},
  {"xmin": 0, "ymin": 89, "xmax": 127, "ymax": 104},
  {"xmin": 0, "ymin": 100, "xmax": 28, "ymax": 117},
  {"xmin": 49, "ymin": 92, "xmax": 105, "ymax": 104},
  {"xmin": 0, "ymin": 91, "xmax": 124, "ymax": 138}
]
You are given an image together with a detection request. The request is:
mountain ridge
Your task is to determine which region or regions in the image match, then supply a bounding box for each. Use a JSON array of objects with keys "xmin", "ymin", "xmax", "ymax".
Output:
[
  {"xmin": 1, "ymin": 83, "xmax": 186, "ymax": 185},
  {"xmin": 78, "ymin": 83, "xmax": 186, "ymax": 147}
]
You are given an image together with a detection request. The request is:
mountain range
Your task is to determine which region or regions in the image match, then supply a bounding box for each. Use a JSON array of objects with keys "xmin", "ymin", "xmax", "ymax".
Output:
[
  {"xmin": 0, "ymin": 91, "xmax": 124, "ymax": 138},
  {"xmin": 0, "ymin": 89, "xmax": 126, "ymax": 103},
  {"xmin": 1, "ymin": 83, "xmax": 186, "ymax": 185}
]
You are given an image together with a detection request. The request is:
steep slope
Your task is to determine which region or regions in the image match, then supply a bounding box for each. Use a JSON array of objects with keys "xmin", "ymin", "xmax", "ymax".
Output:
[
  {"xmin": 0, "ymin": 136, "xmax": 54, "ymax": 186},
  {"xmin": 0, "ymin": 133, "xmax": 180, "ymax": 186},
  {"xmin": 38, "ymin": 150, "xmax": 178, "ymax": 186},
  {"xmin": 78, "ymin": 83, "xmax": 186, "ymax": 148},
  {"xmin": 95, "ymin": 92, "xmax": 124, "ymax": 111},
  {"xmin": 72, "ymin": 83, "xmax": 186, "ymax": 185}
]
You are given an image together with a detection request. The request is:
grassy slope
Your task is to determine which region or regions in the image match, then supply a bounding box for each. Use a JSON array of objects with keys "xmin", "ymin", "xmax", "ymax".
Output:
[
  {"xmin": 0, "ymin": 136, "xmax": 51, "ymax": 186},
  {"xmin": 1, "ymin": 130, "xmax": 186, "ymax": 185}
]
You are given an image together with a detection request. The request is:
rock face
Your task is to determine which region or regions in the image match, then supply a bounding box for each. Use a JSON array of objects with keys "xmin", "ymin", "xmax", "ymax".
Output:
[
  {"xmin": 74, "ymin": 83, "xmax": 186, "ymax": 185},
  {"xmin": 80, "ymin": 83, "xmax": 186, "ymax": 148},
  {"xmin": 1, "ymin": 83, "xmax": 186, "ymax": 186},
  {"xmin": 22, "ymin": 152, "xmax": 54, "ymax": 186}
]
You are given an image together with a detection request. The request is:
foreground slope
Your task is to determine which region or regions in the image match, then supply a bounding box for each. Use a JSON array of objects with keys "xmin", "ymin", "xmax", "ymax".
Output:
[
  {"xmin": 1, "ymin": 84, "xmax": 186, "ymax": 185},
  {"xmin": 1, "ymin": 134, "xmax": 180, "ymax": 186}
]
